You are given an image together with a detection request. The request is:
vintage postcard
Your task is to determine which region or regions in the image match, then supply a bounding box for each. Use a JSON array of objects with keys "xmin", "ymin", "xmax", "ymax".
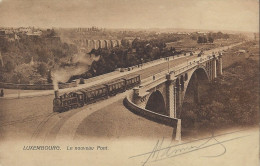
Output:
[{"xmin": 0, "ymin": 0, "xmax": 259, "ymax": 165}]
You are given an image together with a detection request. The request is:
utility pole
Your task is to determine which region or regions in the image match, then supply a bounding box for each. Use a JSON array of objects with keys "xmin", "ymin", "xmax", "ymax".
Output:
[
  {"xmin": 141, "ymin": 58, "xmax": 143, "ymax": 69},
  {"xmin": 17, "ymin": 79, "xmax": 21, "ymax": 99},
  {"xmin": 168, "ymin": 57, "xmax": 170, "ymax": 73}
]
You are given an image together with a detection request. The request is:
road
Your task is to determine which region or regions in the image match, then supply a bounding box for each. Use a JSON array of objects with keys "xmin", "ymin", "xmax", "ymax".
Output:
[{"xmin": 0, "ymin": 42, "xmax": 243, "ymax": 142}]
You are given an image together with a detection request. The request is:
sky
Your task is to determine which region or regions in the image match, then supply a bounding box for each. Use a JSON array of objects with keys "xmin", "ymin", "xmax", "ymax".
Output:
[{"xmin": 0, "ymin": 0, "xmax": 259, "ymax": 32}]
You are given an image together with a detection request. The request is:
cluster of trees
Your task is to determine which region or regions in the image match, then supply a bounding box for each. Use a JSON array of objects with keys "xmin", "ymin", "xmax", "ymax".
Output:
[
  {"xmin": 196, "ymin": 32, "xmax": 230, "ymax": 44},
  {"xmin": 210, "ymin": 31, "xmax": 230, "ymax": 39},
  {"xmin": 181, "ymin": 58, "xmax": 259, "ymax": 131},
  {"xmin": 197, "ymin": 36, "xmax": 214, "ymax": 43},
  {"xmin": 0, "ymin": 30, "xmax": 78, "ymax": 84},
  {"xmin": 70, "ymin": 38, "xmax": 179, "ymax": 80}
]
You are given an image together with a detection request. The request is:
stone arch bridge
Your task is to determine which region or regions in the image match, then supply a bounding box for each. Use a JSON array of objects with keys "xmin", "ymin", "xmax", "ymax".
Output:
[
  {"xmin": 73, "ymin": 39, "xmax": 122, "ymax": 50},
  {"xmin": 132, "ymin": 53, "xmax": 222, "ymax": 118},
  {"xmin": 126, "ymin": 52, "xmax": 223, "ymax": 139}
]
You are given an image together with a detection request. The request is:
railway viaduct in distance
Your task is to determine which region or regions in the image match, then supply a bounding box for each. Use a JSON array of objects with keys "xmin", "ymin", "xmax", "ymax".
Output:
[
  {"xmin": 125, "ymin": 52, "xmax": 223, "ymax": 140},
  {"xmin": 73, "ymin": 39, "xmax": 133, "ymax": 50}
]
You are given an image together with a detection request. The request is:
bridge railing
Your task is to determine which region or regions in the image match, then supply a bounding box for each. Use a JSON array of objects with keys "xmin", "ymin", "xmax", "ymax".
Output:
[
  {"xmin": 172, "ymin": 53, "xmax": 218, "ymax": 76},
  {"xmin": 139, "ymin": 53, "xmax": 219, "ymax": 89}
]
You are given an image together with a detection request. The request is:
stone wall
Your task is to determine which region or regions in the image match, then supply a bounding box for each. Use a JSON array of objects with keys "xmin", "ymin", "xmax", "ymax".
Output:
[
  {"xmin": 124, "ymin": 95, "xmax": 178, "ymax": 127},
  {"xmin": 0, "ymin": 82, "xmax": 77, "ymax": 90}
]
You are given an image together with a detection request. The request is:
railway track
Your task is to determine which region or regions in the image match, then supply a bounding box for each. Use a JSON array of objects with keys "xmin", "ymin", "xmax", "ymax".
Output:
[
  {"xmin": 30, "ymin": 112, "xmax": 58, "ymax": 141},
  {"xmin": 0, "ymin": 113, "xmax": 52, "ymax": 128}
]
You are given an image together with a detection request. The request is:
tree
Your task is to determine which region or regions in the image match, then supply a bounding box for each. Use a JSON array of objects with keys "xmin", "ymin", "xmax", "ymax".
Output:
[
  {"xmin": 191, "ymin": 35, "xmax": 197, "ymax": 40},
  {"xmin": 121, "ymin": 39, "xmax": 129, "ymax": 47},
  {"xmin": 48, "ymin": 29, "xmax": 57, "ymax": 37},
  {"xmin": 132, "ymin": 38, "xmax": 141, "ymax": 48},
  {"xmin": 38, "ymin": 63, "xmax": 48, "ymax": 76},
  {"xmin": 203, "ymin": 36, "xmax": 208, "ymax": 43},
  {"xmin": 197, "ymin": 36, "xmax": 208, "ymax": 43},
  {"xmin": 5, "ymin": 60, "xmax": 15, "ymax": 72},
  {"xmin": 47, "ymin": 70, "xmax": 52, "ymax": 83},
  {"xmin": 170, "ymin": 47, "xmax": 176, "ymax": 52},
  {"xmin": 197, "ymin": 36, "xmax": 203, "ymax": 43},
  {"xmin": 208, "ymin": 36, "xmax": 214, "ymax": 43}
]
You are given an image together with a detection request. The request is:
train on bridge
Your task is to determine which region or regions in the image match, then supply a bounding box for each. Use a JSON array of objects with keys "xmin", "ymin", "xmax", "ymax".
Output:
[{"xmin": 53, "ymin": 75, "xmax": 141, "ymax": 113}]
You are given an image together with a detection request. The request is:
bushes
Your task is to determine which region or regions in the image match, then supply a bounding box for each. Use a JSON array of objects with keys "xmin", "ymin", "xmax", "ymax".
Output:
[
  {"xmin": 0, "ymin": 30, "xmax": 78, "ymax": 84},
  {"xmin": 182, "ymin": 57, "xmax": 259, "ymax": 130},
  {"xmin": 4, "ymin": 60, "xmax": 16, "ymax": 73},
  {"xmin": 37, "ymin": 63, "xmax": 48, "ymax": 76}
]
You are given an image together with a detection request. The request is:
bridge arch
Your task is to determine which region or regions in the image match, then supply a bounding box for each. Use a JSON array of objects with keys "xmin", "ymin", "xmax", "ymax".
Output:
[
  {"xmin": 109, "ymin": 40, "xmax": 114, "ymax": 48},
  {"xmin": 175, "ymin": 66, "xmax": 211, "ymax": 127},
  {"xmin": 183, "ymin": 66, "xmax": 210, "ymax": 99},
  {"xmin": 145, "ymin": 90, "xmax": 167, "ymax": 115},
  {"xmin": 88, "ymin": 40, "xmax": 95, "ymax": 49},
  {"xmin": 86, "ymin": 39, "xmax": 89, "ymax": 47},
  {"xmin": 104, "ymin": 40, "xmax": 112, "ymax": 49},
  {"xmin": 94, "ymin": 40, "xmax": 99, "ymax": 49},
  {"xmin": 180, "ymin": 75, "xmax": 185, "ymax": 91},
  {"xmin": 185, "ymin": 73, "xmax": 188, "ymax": 81},
  {"xmin": 178, "ymin": 67, "xmax": 210, "ymax": 118},
  {"xmin": 116, "ymin": 40, "xmax": 121, "ymax": 47},
  {"xmin": 97, "ymin": 40, "xmax": 102, "ymax": 48},
  {"xmin": 175, "ymin": 77, "xmax": 180, "ymax": 89}
]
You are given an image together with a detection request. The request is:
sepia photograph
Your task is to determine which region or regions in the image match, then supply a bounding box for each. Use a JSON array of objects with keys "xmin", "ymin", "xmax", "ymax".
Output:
[{"xmin": 0, "ymin": 0, "xmax": 259, "ymax": 165}]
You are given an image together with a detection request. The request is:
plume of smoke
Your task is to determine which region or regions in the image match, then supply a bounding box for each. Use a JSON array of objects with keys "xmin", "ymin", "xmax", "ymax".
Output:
[{"xmin": 52, "ymin": 52, "xmax": 100, "ymax": 90}]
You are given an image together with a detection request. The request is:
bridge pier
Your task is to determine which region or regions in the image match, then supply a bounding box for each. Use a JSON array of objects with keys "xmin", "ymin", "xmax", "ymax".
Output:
[
  {"xmin": 175, "ymin": 119, "xmax": 181, "ymax": 141},
  {"xmin": 177, "ymin": 84, "xmax": 182, "ymax": 118},
  {"xmin": 213, "ymin": 58, "xmax": 217, "ymax": 79},
  {"xmin": 172, "ymin": 119, "xmax": 182, "ymax": 141},
  {"xmin": 217, "ymin": 54, "xmax": 223, "ymax": 75},
  {"xmin": 166, "ymin": 74, "xmax": 177, "ymax": 118},
  {"xmin": 193, "ymin": 72, "xmax": 200, "ymax": 104}
]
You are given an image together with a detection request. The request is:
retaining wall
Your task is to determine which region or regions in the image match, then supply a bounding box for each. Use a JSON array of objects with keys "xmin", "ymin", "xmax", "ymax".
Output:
[
  {"xmin": 124, "ymin": 94, "xmax": 178, "ymax": 127},
  {"xmin": 0, "ymin": 81, "xmax": 77, "ymax": 90}
]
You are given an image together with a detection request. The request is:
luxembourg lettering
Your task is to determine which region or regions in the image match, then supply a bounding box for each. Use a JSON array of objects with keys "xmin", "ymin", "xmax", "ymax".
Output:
[
  {"xmin": 23, "ymin": 145, "xmax": 61, "ymax": 150},
  {"xmin": 22, "ymin": 145, "xmax": 109, "ymax": 151}
]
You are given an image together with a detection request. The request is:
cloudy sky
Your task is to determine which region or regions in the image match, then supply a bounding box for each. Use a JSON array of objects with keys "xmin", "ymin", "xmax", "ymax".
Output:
[{"xmin": 0, "ymin": 0, "xmax": 258, "ymax": 32}]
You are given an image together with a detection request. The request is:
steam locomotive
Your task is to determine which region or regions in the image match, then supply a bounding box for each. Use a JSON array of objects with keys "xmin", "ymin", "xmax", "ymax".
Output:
[{"xmin": 53, "ymin": 75, "xmax": 141, "ymax": 113}]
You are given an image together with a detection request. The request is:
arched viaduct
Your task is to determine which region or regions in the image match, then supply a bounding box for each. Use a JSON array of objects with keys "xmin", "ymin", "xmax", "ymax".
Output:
[
  {"xmin": 131, "ymin": 54, "xmax": 222, "ymax": 118},
  {"xmin": 74, "ymin": 39, "xmax": 122, "ymax": 50},
  {"xmin": 126, "ymin": 53, "xmax": 223, "ymax": 139}
]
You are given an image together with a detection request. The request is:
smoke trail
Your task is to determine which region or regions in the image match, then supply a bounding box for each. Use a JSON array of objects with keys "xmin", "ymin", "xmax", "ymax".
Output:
[{"xmin": 52, "ymin": 52, "xmax": 100, "ymax": 90}]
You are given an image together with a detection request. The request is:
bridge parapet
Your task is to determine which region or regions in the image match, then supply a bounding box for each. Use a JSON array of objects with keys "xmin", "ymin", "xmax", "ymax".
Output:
[
  {"xmin": 139, "ymin": 54, "xmax": 213, "ymax": 90},
  {"xmin": 124, "ymin": 93, "xmax": 181, "ymax": 139},
  {"xmin": 125, "ymin": 95, "xmax": 178, "ymax": 126}
]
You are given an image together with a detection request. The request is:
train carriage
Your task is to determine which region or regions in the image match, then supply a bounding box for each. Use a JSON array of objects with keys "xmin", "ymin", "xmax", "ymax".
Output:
[
  {"xmin": 80, "ymin": 85, "xmax": 108, "ymax": 104},
  {"xmin": 123, "ymin": 75, "xmax": 141, "ymax": 89},
  {"xmin": 105, "ymin": 79, "xmax": 126, "ymax": 96},
  {"xmin": 74, "ymin": 91, "xmax": 85, "ymax": 107}
]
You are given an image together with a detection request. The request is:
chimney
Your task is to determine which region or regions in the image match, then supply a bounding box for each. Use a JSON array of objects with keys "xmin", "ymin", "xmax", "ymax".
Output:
[{"xmin": 54, "ymin": 90, "xmax": 59, "ymax": 98}]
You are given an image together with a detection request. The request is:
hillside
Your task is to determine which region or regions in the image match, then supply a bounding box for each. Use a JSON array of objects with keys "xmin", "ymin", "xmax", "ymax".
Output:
[{"xmin": 181, "ymin": 40, "xmax": 259, "ymax": 135}]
